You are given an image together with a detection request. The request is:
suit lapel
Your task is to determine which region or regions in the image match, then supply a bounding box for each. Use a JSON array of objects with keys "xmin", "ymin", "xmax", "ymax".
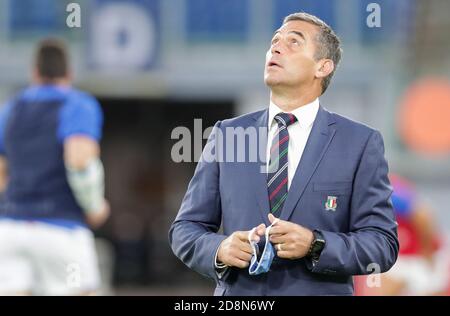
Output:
[
  {"xmin": 279, "ymin": 106, "xmax": 337, "ymax": 221},
  {"xmin": 249, "ymin": 109, "xmax": 271, "ymax": 226}
]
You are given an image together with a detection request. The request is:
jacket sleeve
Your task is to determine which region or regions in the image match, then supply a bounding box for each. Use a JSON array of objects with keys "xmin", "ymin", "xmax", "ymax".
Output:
[
  {"xmin": 168, "ymin": 121, "xmax": 227, "ymax": 282},
  {"xmin": 307, "ymin": 130, "xmax": 399, "ymax": 276}
]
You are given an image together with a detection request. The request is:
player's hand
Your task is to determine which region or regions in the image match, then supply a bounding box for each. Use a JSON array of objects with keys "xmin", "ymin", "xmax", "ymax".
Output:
[
  {"xmin": 268, "ymin": 213, "xmax": 314, "ymax": 259},
  {"xmin": 86, "ymin": 199, "xmax": 110, "ymax": 229},
  {"xmin": 217, "ymin": 224, "xmax": 266, "ymax": 268}
]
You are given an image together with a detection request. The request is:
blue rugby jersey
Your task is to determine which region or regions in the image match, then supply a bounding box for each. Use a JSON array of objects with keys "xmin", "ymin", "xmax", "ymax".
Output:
[{"xmin": 0, "ymin": 85, "xmax": 103, "ymax": 228}]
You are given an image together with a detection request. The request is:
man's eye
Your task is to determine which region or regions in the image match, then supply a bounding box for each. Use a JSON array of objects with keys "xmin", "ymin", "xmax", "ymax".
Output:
[
  {"xmin": 290, "ymin": 38, "xmax": 299, "ymax": 45},
  {"xmin": 271, "ymin": 38, "xmax": 279, "ymax": 45}
]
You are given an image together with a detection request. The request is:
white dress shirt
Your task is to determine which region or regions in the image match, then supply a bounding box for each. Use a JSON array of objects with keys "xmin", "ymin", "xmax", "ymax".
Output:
[{"xmin": 267, "ymin": 98, "xmax": 320, "ymax": 189}]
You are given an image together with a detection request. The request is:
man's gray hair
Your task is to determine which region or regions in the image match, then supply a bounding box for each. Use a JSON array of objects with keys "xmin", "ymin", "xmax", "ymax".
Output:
[{"xmin": 283, "ymin": 12, "xmax": 342, "ymax": 94}]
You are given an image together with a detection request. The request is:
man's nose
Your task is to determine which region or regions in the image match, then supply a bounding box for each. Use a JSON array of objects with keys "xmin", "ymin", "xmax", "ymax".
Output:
[
  {"xmin": 271, "ymin": 43, "xmax": 281, "ymax": 55},
  {"xmin": 270, "ymin": 39, "xmax": 284, "ymax": 55}
]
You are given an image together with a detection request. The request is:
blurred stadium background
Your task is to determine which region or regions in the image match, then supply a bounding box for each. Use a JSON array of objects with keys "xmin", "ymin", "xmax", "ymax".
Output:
[{"xmin": 1, "ymin": 0, "xmax": 450, "ymax": 295}]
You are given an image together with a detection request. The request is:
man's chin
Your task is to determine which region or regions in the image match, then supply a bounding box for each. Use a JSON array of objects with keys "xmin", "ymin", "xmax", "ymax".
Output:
[{"xmin": 264, "ymin": 77, "xmax": 283, "ymax": 88}]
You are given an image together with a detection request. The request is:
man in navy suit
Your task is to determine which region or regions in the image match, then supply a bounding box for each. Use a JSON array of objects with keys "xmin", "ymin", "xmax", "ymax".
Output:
[{"xmin": 169, "ymin": 12, "xmax": 398, "ymax": 295}]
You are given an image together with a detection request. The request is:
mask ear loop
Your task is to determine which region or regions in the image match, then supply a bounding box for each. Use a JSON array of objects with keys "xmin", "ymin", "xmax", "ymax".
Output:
[
  {"xmin": 248, "ymin": 227, "xmax": 258, "ymax": 255},
  {"xmin": 248, "ymin": 219, "xmax": 279, "ymax": 253},
  {"xmin": 262, "ymin": 219, "xmax": 278, "ymax": 253},
  {"xmin": 255, "ymin": 219, "xmax": 279, "ymax": 272},
  {"xmin": 248, "ymin": 218, "xmax": 278, "ymax": 265},
  {"xmin": 266, "ymin": 219, "xmax": 279, "ymax": 240}
]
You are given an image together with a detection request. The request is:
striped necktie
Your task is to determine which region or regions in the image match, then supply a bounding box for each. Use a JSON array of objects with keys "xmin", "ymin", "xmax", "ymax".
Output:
[{"xmin": 267, "ymin": 112, "xmax": 298, "ymax": 215}]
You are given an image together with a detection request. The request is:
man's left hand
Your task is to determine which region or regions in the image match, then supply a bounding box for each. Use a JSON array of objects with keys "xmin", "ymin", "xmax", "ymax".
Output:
[{"xmin": 268, "ymin": 213, "xmax": 314, "ymax": 259}]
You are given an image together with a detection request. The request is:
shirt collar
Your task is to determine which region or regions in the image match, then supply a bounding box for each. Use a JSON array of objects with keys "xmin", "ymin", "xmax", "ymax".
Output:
[
  {"xmin": 268, "ymin": 98, "xmax": 320, "ymax": 129},
  {"xmin": 21, "ymin": 84, "xmax": 72, "ymax": 102}
]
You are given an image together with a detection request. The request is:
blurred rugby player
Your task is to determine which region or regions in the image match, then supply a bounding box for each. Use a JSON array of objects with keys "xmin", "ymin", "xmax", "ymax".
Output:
[{"xmin": 0, "ymin": 39, "xmax": 109, "ymax": 295}]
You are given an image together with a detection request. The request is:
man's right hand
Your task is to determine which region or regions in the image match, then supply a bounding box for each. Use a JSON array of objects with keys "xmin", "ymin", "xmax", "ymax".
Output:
[{"xmin": 217, "ymin": 224, "xmax": 266, "ymax": 268}]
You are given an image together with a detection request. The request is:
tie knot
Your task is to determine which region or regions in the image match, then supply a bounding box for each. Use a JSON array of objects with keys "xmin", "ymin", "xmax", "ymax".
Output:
[{"xmin": 274, "ymin": 112, "xmax": 297, "ymax": 128}]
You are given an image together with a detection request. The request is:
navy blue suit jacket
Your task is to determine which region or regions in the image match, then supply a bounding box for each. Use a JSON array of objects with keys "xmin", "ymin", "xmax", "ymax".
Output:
[{"xmin": 169, "ymin": 106, "xmax": 399, "ymax": 296}]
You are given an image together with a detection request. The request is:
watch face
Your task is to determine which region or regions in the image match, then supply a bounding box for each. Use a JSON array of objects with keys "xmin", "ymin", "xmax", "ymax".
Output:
[
  {"xmin": 313, "ymin": 241, "xmax": 324, "ymax": 252},
  {"xmin": 312, "ymin": 239, "xmax": 325, "ymax": 257},
  {"xmin": 310, "ymin": 231, "xmax": 325, "ymax": 259}
]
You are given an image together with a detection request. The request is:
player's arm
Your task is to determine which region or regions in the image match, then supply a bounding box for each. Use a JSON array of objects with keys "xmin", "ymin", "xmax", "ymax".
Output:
[
  {"xmin": 0, "ymin": 155, "xmax": 7, "ymax": 193},
  {"xmin": 411, "ymin": 204, "xmax": 437, "ymax": 263},
  {"xmin": 64, "ymin": 135, "xmax": 109, "ymax": 229},
  {"xmin": 60, "ymin": 94, "xmax": 109, "ymax": 229},
  {"xmin": 0, "ymin": 101, "xmax": 12, "ymax": 194}
]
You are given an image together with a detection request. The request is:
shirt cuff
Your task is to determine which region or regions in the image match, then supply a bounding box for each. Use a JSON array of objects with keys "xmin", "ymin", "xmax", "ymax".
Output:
[{"xmin": 214, "ymin": 245, "xmax": 229, "ymax": 278}]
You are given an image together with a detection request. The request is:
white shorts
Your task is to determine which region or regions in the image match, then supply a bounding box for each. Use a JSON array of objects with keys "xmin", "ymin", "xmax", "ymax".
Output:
[{"xmin": 0, "ymin": 219, "xmax": 101, "ymax": 295}]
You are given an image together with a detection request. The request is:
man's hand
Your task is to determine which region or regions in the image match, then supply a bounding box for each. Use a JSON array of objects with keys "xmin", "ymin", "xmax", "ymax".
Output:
[
  {"xmin": 268, "ymin": 213, "xmax": 314, "ymax": 259},
  {"xmin": 217, "ymin": 224, "xmax": 266, "ymax": 268},
  {"xmin": 86, "ymin": 199, "xmax": 110, "ymax": 229}
]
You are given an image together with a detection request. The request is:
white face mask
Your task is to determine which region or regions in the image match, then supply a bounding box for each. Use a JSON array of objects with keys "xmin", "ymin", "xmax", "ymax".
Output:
[{"xmin": 248, "ymin": 220, "xmax": 279, "ymax": 275}]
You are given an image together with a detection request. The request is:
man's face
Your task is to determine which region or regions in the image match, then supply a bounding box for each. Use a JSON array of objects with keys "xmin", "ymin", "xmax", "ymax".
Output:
[{"xmin": 264, "ymin": 20, "xmax": 320, "ymax": 89}]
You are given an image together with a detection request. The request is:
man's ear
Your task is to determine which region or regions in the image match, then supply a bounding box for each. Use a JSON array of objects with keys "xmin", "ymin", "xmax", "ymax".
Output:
[
  {"xmin": 315, "ymin": 59, "xmax": 334, "ymax": 79},
  {"xmin": 66, "ymin": 68, "xmax": 73, "ymax": 83},
  {"xmin": 31, "ymin": 68, "xmax": 40, "ymax": 84}
]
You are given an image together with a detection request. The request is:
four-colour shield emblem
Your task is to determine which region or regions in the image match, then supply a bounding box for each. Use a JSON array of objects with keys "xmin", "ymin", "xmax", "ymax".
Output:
[{"xmin": 325, "ymin": 196, "xmax": 337, "ymax": 211}]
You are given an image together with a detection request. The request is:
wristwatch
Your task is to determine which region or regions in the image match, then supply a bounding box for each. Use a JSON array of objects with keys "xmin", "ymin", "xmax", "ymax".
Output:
[{"xmin": 307, "ymin": 230, "xmax": 326, "ymax": 261}]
